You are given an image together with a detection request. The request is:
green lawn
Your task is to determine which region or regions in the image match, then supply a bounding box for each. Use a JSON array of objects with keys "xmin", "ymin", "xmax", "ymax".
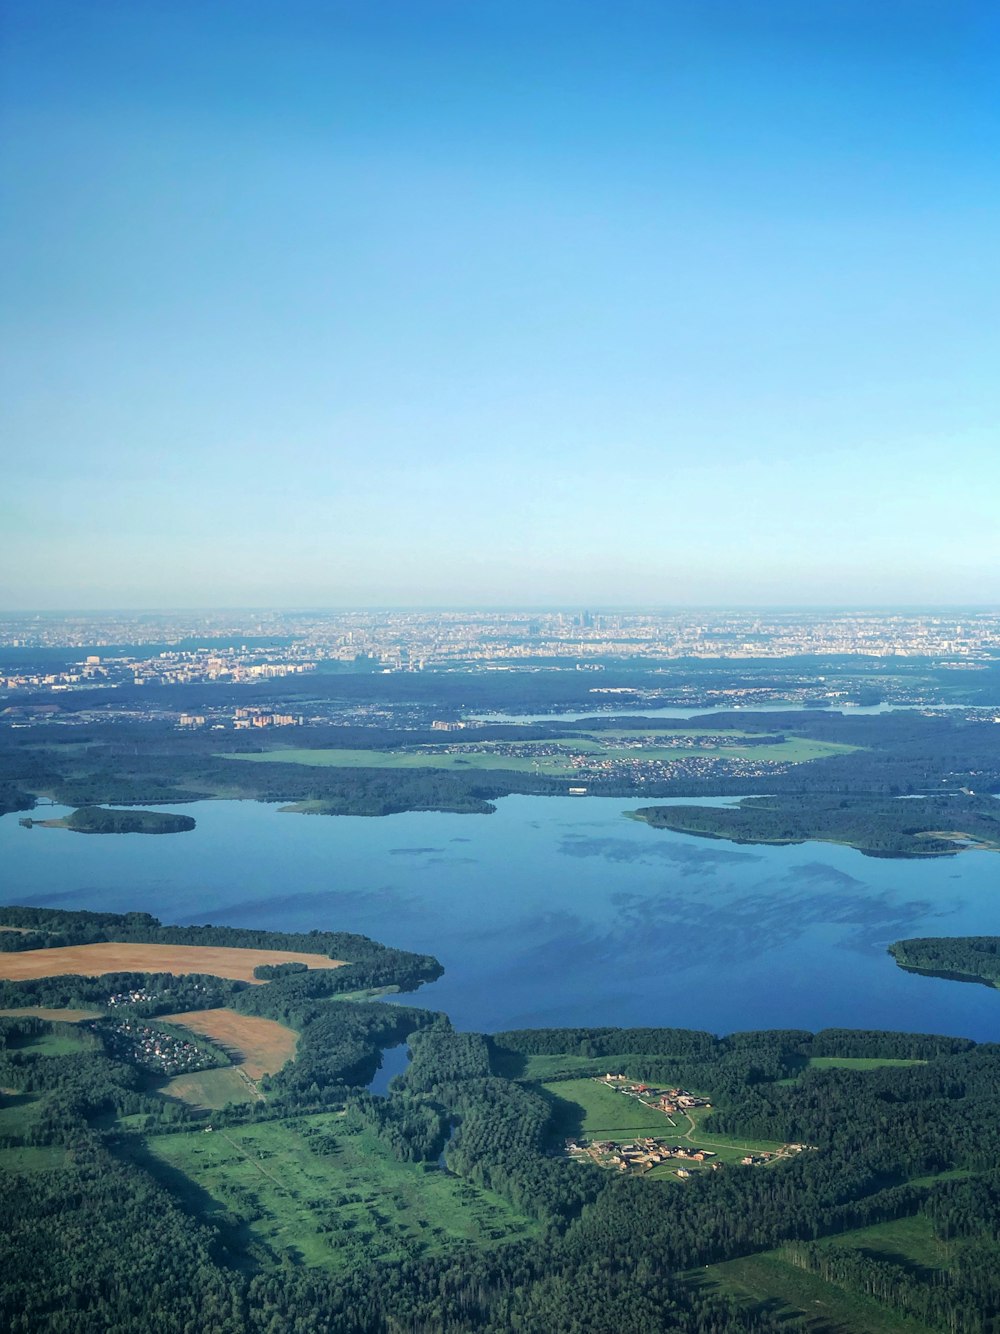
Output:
[
  {"xmin": 0, "ymin": 1092, "xmax": 40, "ymax": 1141},
  {"xmin": 142, "ymin": 1113, "xmax": 534, "ymax": 1270}
]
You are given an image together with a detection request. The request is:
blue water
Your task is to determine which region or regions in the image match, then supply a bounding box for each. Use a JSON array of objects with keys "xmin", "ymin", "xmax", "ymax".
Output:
[
  {"xmin": 3, "ymin": 796, "xmax": 999, "ymax": 1041},
  {"xmin": 367, "ymin": 1044, "xmax": 412, "ymax": 1096}
]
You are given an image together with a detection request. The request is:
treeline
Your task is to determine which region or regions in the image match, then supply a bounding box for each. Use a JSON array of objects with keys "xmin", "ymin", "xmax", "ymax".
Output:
[
  {"xmin": 0, "ymin": 970, "xmax": 241, "ymax": 1016},
  {"xmin": 252, "ymin": 960, "xmax": 308, "ymax": 980},
  {"xmin": 635, "ymin": 791, "xmax": 1000, "ymax": 856},
  {"xmin": 889, "ymin": 935, "xmax": 1000, "ymax": 987}
]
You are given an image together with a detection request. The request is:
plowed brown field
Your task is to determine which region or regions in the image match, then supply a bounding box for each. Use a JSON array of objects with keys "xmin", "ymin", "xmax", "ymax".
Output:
[
  {"xmin": 0, "ymin": 942, "xmax": 344, "ymax": 984},
  {"xmin": 162, "ymin": 1007, "xmax": 298, "ymax": 1079}
]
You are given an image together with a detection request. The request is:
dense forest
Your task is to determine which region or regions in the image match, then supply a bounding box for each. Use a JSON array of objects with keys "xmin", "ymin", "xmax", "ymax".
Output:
[{"xmin": 635, "ymin": 791, "xmax": 1000, "ymax": 856}]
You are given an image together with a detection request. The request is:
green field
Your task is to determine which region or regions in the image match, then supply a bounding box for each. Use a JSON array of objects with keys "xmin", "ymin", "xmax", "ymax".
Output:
[
  {"xmin": 15, "ymin": 1025, "xmax": 99, "ymax": 1058},
  {"xmin": 159, "ymin": 1066, "xmax": 257, "ymax": 1111},
  {"xmin": 142, "ymin": 1113, "xmax": 535, "ymax": 1270},
  {"xmin": 542, "ymin": 1077, "xmax": 679, "ymax": 1140},
  {"xmin": 0, "ymin": 1144, "xmax": 68, "ymax": 1173},
  {"xmin": 817, "ymin": 1214, "xmax": 952, "ymax": 1272},
  {"xmin": 223, "ymin": 729, "xmax": 854, "ymax": 777},
  {"xmin": 518, "ymin": 1052, "xmax": 648, "ymax": 1080}
]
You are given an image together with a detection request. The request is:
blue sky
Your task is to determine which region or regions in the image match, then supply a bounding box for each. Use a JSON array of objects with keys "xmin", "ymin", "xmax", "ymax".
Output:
[{"xmin": 2, "ymin": 1, "xmax": 998, "ymax": 609}]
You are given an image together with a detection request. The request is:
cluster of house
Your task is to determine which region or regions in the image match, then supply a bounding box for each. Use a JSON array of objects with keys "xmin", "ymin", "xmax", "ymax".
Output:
[
  {"xmin": 106, "ymin": 981, "xmax": 210, "ymax": 1010},
  {"xmin": 597, "ymin": 1073, "xmax": 712, "ymax": 1117},
  {"xmin": 99, "ymin": 1020, "xmax": 216, "ymax": 1076},
  {"xmin": 106, "ymin": 988, "xmax": 156, "ymax": 1008},
  {"xmin": 566, "ymin": 1136, "xmax": 718, "ymax": 1177}
]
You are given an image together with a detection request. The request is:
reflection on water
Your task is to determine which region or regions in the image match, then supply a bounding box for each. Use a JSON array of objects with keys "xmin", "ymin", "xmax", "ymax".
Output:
[{"xmin": 1, "ymin": 795, "xmax": 997, "ymax": 1041}]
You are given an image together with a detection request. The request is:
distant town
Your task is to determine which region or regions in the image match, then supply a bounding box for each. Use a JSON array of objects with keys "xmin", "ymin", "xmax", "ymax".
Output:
[{"xmin": 3, "ymin": 608, "xmax": 999, "ymax": 706}]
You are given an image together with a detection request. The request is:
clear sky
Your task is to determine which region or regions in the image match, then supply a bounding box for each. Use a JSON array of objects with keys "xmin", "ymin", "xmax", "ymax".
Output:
[{"xmin": 2, "ymin": 1, "xmax": 998, "ymax": 609}]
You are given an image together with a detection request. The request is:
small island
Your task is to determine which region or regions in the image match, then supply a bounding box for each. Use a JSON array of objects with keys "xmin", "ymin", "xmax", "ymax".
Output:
[
  {"xmin": 20, "ymin": 806, "xmax": 197, "ymax": 835},
  {"xmin": 632, "ymin": 792, "xmax": 1000, "ymax": 858}
]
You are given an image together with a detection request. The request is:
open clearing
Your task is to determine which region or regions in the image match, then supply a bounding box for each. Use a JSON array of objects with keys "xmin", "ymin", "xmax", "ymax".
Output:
[
  {"xmin": 693, "ymin": 1251, "xmax": 935, "ymax": 1334},
  {"xmin": 807, "ymin": 1056, "xmax": 926, "ymax": 1072},
  {"xmin": 0, "ymin": 1005, "xmax": 103, "ymax": 1023},
  {"xmin": 162, "ymin": 1007, "xmax": 298, "ymax": 1079},
  {"xmin": 0, "ymin": 942, "xmax": 345, "ymax": 984},
  {"xmin": 142, "ymin": 1114, "xmax": 535, "ymax": 1270},
  {"xmin": 159, "ymin": 1066, "xmax": 257, "ymax": 1110},
  {"xmin": 223, "ymin": 730, "xmax": 853, "ymax": 776}
]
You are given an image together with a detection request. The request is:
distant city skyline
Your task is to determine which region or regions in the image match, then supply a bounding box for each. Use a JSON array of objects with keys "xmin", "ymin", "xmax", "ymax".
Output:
[{"xmin": 3, "ymin": 1, "xmax": 999, "ymax": 609}]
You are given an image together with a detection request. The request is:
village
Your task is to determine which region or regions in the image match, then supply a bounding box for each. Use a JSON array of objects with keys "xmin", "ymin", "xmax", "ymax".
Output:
[
  {"xmin": 563, "ymin": 1075, "xmax": 811, "ymax": 1177},
  {"xmin": 566, "ymin": 1135, "xmax": 718, "ymax": 1176},
  {"xmin": 97, "ymin": 1019, "xmax": 219, "ymax": 1076},
  {"xmin": 597, "ymin": 1071, "xmax": 713, "ymax": 1117}
]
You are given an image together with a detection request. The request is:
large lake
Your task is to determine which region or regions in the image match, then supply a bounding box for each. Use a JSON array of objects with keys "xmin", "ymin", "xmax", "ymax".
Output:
[{"xmin": 2, "ymin": 795, "xmax": 998, "ymax": 1041}]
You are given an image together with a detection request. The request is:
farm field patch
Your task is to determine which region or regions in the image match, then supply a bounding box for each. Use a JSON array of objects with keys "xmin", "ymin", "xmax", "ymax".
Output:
[
  {"xmin": 142, "ymin": 1114, "xmax": 535, "ymax": 1270},
  {"xmin": 0, "ymin": 942, "xmax": 345, "ymax": 985},
  {"xmin": 162, "ymin": 1007, "xmax": 298, "ymax": 1080}
]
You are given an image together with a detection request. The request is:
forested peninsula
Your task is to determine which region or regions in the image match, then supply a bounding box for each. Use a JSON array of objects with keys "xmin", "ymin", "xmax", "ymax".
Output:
[
  {"xmin": 889, "ymin": 935, "xmax": 1000, "ymax": 988},
  {"xmin": 633, "ymin": 792, "xmax": 1000, "ymax": 857},
  {"xmin": 22, "ymin": 806, "xmax": 196, "ymax": 835}
]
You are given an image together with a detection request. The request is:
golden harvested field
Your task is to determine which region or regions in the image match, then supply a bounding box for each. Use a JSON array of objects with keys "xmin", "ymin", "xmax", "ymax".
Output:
[
  {"xmin": 0, "ymin": 1006, "xmax": 104, "ymax": 1023},
  {"xmin": 0, "ymin": 942, "xmax": 345, "ymax": 985},
  {"xmin": 162, "ymin": 1007, "xmax": 298, "ymax": 1080}
]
